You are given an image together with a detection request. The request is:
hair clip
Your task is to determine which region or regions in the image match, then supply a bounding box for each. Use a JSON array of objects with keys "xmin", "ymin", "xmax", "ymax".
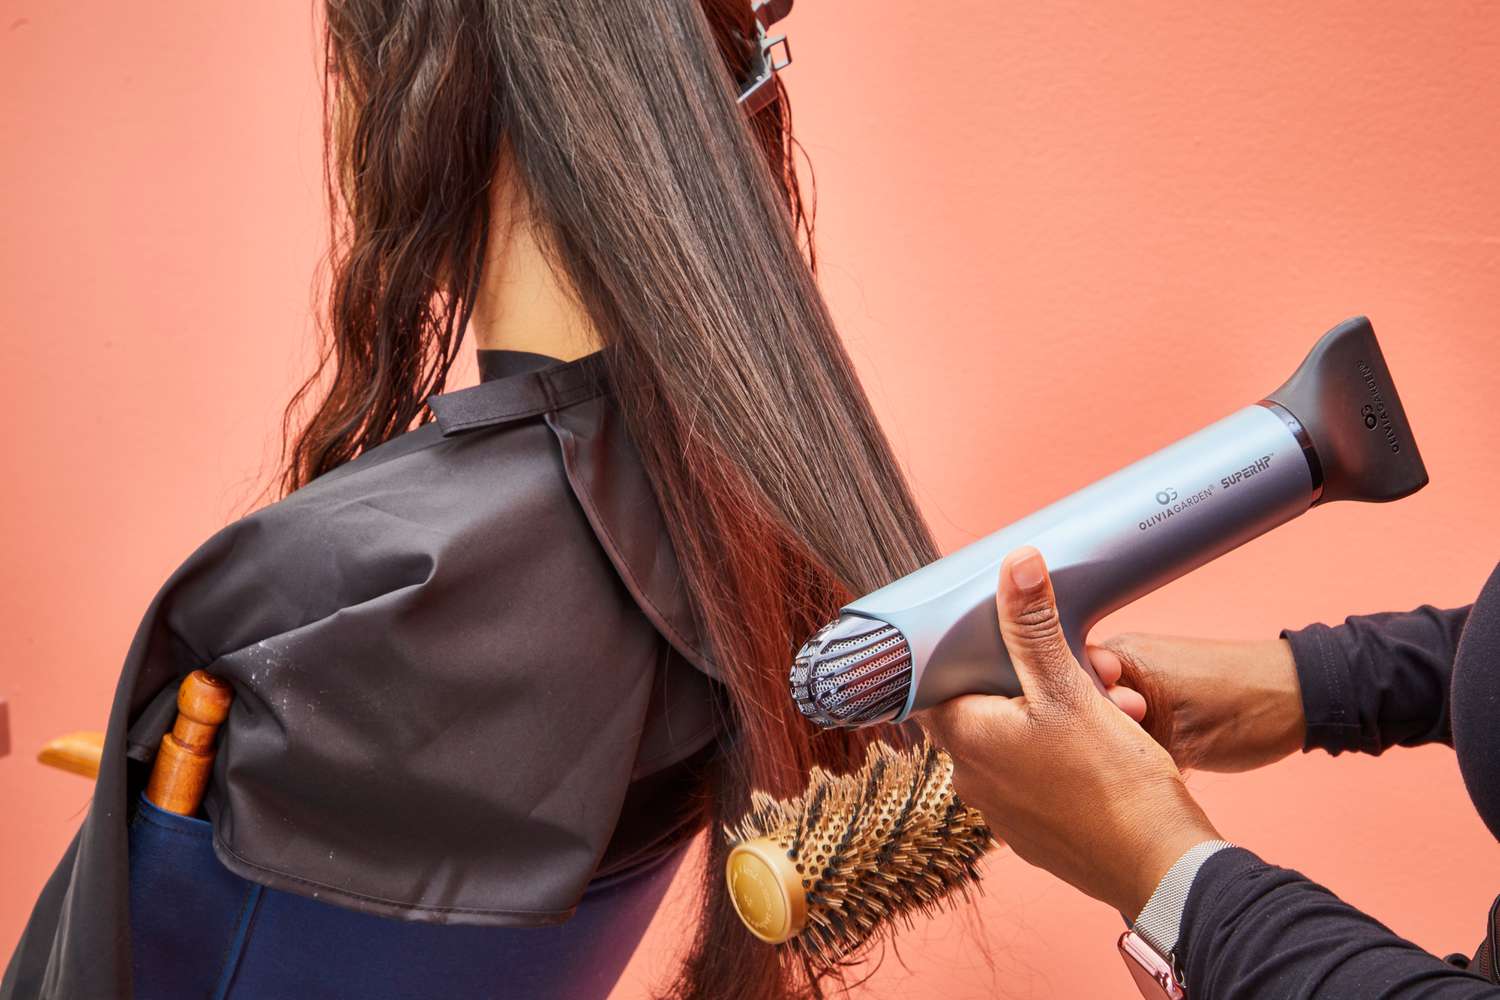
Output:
[{"xmin": 737, "ymin": 0, "xmax": 794, "ymax": 116}]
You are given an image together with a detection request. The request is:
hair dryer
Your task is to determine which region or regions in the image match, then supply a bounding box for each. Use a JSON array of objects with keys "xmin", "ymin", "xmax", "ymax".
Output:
[{"xmin": 791, "ymin": 317, "xmax": 1428, "ymax": 728}]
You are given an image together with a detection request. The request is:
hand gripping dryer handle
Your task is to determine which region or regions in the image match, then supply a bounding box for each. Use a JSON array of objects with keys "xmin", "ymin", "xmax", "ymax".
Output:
[{"xmin": 791, "ymin": 317, "xmax": 1427, "ymax": 728}]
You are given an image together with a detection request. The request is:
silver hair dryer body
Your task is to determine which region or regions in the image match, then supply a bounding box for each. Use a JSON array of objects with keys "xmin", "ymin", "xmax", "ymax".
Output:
[{"xmin": 792, "ymin": 317, "xmax": 1428, "ymax": 728}]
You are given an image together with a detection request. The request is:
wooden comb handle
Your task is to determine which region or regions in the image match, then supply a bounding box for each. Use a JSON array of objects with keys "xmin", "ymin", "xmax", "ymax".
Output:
[{"xmin": 145, "ymin": 670, "xmax": 233, "ymax": 816}]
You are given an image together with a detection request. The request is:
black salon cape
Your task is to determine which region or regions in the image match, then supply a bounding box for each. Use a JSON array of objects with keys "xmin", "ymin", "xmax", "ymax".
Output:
[{"xmin": 2, "ymin": 352, "xmax": 721, "ymax": 1000}]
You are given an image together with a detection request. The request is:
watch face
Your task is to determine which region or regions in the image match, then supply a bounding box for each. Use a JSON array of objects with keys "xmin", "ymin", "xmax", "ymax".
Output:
[{"xmin": 1118, "ymin": 931, "xmax": 1186, "ymax": 1000}]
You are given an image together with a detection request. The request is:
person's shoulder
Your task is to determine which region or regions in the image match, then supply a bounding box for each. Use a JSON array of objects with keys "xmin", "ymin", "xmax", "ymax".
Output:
[
  {"xmin": 271, "ymin": 413, "xmax": 564, "ymax": 529},
  {"xmin": 165, "ymin": 415, "xmax": 575, "ymax": 655},
  {"xmin": 296, "ymin": 411, "xmax": 539, "ymax": 491}
]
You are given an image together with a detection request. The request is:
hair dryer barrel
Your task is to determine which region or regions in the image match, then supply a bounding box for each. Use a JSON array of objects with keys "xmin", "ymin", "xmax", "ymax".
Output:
[{"xmin": 791, "ymin": 317, "xmax": 1427, "ymax": 729}]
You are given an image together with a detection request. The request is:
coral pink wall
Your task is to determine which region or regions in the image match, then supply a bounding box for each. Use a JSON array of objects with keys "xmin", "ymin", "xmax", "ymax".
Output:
[{"xmin": 5, "ymin": 3, "xmax": 1500, "ymax": 997}]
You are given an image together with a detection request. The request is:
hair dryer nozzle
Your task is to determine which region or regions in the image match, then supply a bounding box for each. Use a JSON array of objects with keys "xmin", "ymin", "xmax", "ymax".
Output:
[
  {"xmin": 1265, "ymin": 316, "xmax": 1427, "ymax": 504},
  {"xmin": 790, "ymin": 614, "xmax": 913, "ymax": 728}
]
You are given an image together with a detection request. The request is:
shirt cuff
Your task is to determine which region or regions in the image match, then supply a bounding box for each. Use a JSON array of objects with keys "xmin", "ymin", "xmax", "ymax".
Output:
[
  {"xmin": 1175, "ymin": 847, "xmax": 1281, "ymax": 987},
  {"xmin": 1281, "ymin": 622, "xmax": 1370, "ymax": 755},
  {"xmin": 1131, "ymin": 839, "xmax": 1235, "ymax": 959}
]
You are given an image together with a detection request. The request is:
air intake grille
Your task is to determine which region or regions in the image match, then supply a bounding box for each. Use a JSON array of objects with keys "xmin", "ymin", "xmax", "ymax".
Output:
[{"xmin": 790, "ymin": 615, "xmax": 914, "ymax": 728}]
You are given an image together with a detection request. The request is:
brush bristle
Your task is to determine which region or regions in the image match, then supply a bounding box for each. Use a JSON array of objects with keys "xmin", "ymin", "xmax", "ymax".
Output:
[{"xmin": 727, "ymin": 740, "xmax": 994, "ymax": 971}]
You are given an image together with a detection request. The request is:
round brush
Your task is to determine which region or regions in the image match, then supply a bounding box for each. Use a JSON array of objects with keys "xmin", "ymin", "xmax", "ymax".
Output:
[{"xmin": 725, "ymin": 740, "xmax": 993, "ymax": 970}]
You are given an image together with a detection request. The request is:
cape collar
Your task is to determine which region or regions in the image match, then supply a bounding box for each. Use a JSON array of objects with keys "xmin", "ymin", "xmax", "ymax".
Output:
[{"xmin": 427, "ymin": 351, "xmax": 609, "ymax": 436}]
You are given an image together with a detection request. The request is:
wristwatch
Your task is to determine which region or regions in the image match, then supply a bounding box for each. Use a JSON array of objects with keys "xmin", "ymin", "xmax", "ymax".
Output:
[{"xmin": 1118, "ymin": 840, "xmax": 1234, "ymax": 999}]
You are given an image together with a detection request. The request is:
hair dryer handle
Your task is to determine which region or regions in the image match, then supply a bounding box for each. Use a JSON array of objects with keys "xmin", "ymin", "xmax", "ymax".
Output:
[
  {"xmin": 1053, "ymin": 569, "xmax": 1117, "ymax": 698},
  {"xmin": 1071, "ymin": 636, "xmax": 1108, "ymax": 695}
]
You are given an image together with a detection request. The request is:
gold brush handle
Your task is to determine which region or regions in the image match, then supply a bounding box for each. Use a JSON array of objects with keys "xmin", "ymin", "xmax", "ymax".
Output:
[{"xmin": 727, "ymin": 838, "xmax": 808, "ymax": 944}]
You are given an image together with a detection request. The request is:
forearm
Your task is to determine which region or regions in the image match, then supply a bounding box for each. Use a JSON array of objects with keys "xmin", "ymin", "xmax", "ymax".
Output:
[{"xmin": 1179, "ymin": 848, "xmax": 1496, "ymax": 999}]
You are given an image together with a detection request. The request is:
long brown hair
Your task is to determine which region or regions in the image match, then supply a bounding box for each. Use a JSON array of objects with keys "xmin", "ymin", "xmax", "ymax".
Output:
[{"xmin": 294, "ymin": 2, "xmax": 938, "ymax": 996}]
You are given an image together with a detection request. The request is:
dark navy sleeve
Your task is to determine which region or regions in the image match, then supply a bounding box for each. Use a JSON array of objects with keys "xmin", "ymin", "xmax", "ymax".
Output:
[
  {"xmin": 1283, "ymin": 605, "xmax": 1470, "ymax": 755},
  {"xmin": 1180, "ymin": 847, "xmax": 1498, "ymax": 999}
]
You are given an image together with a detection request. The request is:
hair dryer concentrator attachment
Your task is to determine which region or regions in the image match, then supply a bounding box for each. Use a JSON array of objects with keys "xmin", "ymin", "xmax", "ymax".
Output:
[
  {"xmin": 790, "ymin": 617, "xmax": 913, "ymax": 727},
  {"xmin": 793, "ymin": 317, "xmax": 1428, "ymax": 729}
]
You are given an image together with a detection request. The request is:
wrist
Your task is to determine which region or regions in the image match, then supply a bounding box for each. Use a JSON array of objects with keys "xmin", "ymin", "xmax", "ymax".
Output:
[
  {"xmin": 1199, "ymin": 638, "xmax": 1307, "ymax": 771},
  {"xmin": 1113, "ymin": 801, "xmax": 1221, "ymax": 918},
  {"xmin": 1270, "ymin": 637, "xmax": 1308, "ymax": 751},
  {"xmin": 1243, "ymin": 638, "xmax": 1306, "ymax": 760}
]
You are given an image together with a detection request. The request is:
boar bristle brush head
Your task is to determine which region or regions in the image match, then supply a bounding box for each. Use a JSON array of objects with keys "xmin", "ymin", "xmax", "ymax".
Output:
[{"xmin": 725, "ymin": 740, "xmax": 994, "ymax": 971}]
